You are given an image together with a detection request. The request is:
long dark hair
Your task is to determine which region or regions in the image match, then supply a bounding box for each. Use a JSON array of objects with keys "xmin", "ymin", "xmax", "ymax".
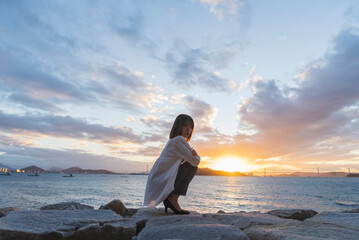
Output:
[{"xmin": 169, "ymin": 114, "xmax": 194, "ymax": 142}]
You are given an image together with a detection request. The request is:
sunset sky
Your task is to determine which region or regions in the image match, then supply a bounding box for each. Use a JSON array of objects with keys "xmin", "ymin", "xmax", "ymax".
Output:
[{"xmin": 1, "ymin": 0, "xmax": 359, "ymax": 174}]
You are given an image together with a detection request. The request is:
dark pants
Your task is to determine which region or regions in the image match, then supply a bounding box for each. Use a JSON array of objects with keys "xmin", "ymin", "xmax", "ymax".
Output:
[{"xmin": 171, "ymin": 161, "xmax": 198, "ymax": 196}]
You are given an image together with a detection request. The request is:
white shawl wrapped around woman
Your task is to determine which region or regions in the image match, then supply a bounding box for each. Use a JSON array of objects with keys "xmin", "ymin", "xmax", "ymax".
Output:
[{"xmin": 144, "ymin": 135, "xmax": 201, "ymax": 207}]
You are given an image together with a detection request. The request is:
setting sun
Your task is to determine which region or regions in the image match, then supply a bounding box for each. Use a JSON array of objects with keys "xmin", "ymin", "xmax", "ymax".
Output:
[{"xmin": 210, "ymin": 156, "xmax": 252, "ymax": 173}]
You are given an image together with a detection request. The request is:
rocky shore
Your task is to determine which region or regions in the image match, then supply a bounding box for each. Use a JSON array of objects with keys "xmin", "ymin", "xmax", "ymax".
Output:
[{"xmin": 1, "ymin": 200, "xmax": 358, "ymax": 239}]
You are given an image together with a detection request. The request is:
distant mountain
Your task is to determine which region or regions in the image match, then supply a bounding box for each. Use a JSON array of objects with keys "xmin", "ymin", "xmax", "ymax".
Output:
[
  {"xmin": 321, "ymin": 172, "xmax": 347, "ymax": 177},
  {"xmin": 21, "ymin": 165, "xmax": 45, "ymax": 173},
  {"xmin": 196, "ymin": 168, "xmax": 247, "ymax": 176},
  {"xmin": 64, "ymin": 167, "xmax": 83, "ymax": 172},
  {"xmin": 63, "ymin": 167, "xmax": 114, "ymax": 174},
  {"xmin": 46, "ymin": 167, "xmax": 63, "ymax": 173}
]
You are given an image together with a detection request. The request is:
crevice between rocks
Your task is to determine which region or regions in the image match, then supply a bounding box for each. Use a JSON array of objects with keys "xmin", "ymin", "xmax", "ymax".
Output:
[{"xmin": 136, "ymin": 219, "xmax": 148, "ymax": 235}]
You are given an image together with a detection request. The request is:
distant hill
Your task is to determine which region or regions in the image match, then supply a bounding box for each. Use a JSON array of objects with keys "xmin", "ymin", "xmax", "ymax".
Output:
[
  {"xmin": 46, "ymin": 167, "xmax": 63, "ymax": 173},
  {"xmin": 196, "ymin": 168, "xmax": 247, "ymax": 176},
  {"xmin": 63, "ymin": 167, "xmax": 114, "ymax": 174},
  {"xmin": 63, "ymin": 167, "xmax": 83, "ymax": 172},
  {"xmin": 275, "ymin": 171, "xmax": 347, "ymax": 177},
  {"xmin": 21, "ymin": 165, "xmax": 45, "ymax": 173}
]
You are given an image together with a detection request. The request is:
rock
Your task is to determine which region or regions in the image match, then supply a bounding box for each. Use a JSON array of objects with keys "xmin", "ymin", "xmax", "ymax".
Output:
[
  {"xmin": 131, "ymin": 207, "xmax": 202, "ymax": 234},
  {"xmin": 204, "ymin": 212, "xmax": 299, "ymax": 230},
  {"xmin": 244, "ymin": 221, "xmax": 359, "ymax": 240},
  {"xmin": 40, "ymin": 201, "xmax": 94, "ymax": 210},
  {"xmin": 304, "ymin": 211, "xmax": 359, "ymax": 230},
  {"xmin": 127, "ymin": 208, "xmax": 138, "ymax": 216},
  {"xmin": 266, "ymin": 209, "xmax": 318, "ymax": 221},
  {"xmin": 0, "ymin": 210, "xmax": 136, "ymax": 240},
  {"xmin": 341, "ymin": 208, "xmax": 359, "ymax": 213},
  {"xmin": 0, "ymin": 208, "xmax": 19, "ymax": 218},
  {"xmin": 99, "ymin": 199, "xmax": 130, "ymax": 217},
  {"xmin": 217, "ymin": 210, "xmax": 225, "ymax": 213},
  {"xmin": 70, "ymin": 221, "xmax": 136, "ymax": 240},
  {"xmin": 137, "ymin": 215, "xmax": 249, "ymax": 240}
]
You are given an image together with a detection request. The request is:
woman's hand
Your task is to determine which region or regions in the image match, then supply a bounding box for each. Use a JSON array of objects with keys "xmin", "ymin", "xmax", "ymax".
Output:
[{"xmin": 191, "ymin": 148, "xmax": 198, "ymax": 156}]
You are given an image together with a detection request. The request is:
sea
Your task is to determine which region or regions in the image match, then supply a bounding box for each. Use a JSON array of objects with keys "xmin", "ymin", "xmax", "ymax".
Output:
[{"xmin": 1, "ymin": 174, "xmax": 359, "ymax": 213}]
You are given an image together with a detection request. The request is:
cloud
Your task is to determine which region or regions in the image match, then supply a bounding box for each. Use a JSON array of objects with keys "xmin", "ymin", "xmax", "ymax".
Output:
[
  {"xmin": 184, "ymin": 96, "xmax": 218, "ymax": 134},
  {"xmin": 0, "ymin": 41, "xmax": 162, "ymax": 112},
  {"xmin": 235, "ymin": 29, "xmax": 359, "ymax": 165},
  {"xmin": 0, "ymin": 1, "xmax": 163, "ymax": 113},
  {"xmin": 187, "ymin": 29, "xmax": 359, "ymax": 172},
  {"xmin": 196, "ymin": 0, "xmax": 252, "ymax": 46},
  {"xmin": 110, "ymin": 13, "xmax": 158, "ymax": 56},
  {"xmin": 0, "ymin": 142, "xmax": 147, "ymax": 172},
  {"xmin": 126, "ymin": 117, "xmax": 136, "ymax": 122},
  {"xmin": 165, "ymin": 41, "xmax": 237, "ymax": 92},
  {"xmin": 140, "ymin": 115, "xmax": 172, "ymax": 131},
  {"xmin": 0, "ymin": 111, "xmax": 142, "ymax": 145},
  {"xmin": 170, "ymin": 94, "xmax": 186, "ymax": 104},
  {"xmin": 198, "ymin": 0, "xmax": 244, "ymax": 20},
  {"xmin": 94, "ymin": 62, "xmax": 167, "ymax": 111},
  {"xmin": 0, "ymin": 47, "xmax": 86, "ymax": 111}
]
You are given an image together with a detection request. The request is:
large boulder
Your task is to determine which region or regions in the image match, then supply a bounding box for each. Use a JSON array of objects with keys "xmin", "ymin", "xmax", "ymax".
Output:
[
  {"xmin": 0, "ymin": 208, "xmax": 19, "ymax": 218},
  {"xmin": 137, "ymin": 215, "xmax": 249, "ymax": 240},
  {"xmin": 40, "ymin": 201, "xmax": 93, "ymax": 210},
  {"xmin": 99, "ymin": 199, "xmax": 131, "ymax": 217},
  {"xmin": 244, "ymin": 221, "xmax": 359, "ymax": 240},
  {"xmin": 266, "ymin": 209, "xmax": 318, "ymax": 221},
  {"xmin": 204, "ymin": 212, "xmax": 299, "ymax": 230},
  {"xmin": 0, "ymin": 210, "xmax": 136, "ymax": 240}
]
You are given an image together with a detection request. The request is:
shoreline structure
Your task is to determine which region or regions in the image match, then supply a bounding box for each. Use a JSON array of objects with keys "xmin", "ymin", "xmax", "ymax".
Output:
[{"xmin": 1, "ymin": 200, "xmax": 358, "ymax": 239}]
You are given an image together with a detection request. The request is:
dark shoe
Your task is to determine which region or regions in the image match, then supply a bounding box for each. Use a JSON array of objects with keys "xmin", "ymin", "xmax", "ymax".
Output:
[
  {"xmin": 180, "ymin": 209, "xmax": 190, "ymax": 214},
  {"xmin": 163, "ymin": 199, "xmax": 190, "ymax": 215}
]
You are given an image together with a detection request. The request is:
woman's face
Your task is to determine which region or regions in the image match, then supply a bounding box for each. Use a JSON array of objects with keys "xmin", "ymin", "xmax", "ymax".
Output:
[{"xmin": 181, "ymin": 122, "xmax": 193, "ymax": 139}]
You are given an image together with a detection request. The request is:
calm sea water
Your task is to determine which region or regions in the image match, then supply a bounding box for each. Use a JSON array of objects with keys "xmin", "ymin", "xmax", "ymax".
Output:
[{"xmin": 1, "ymin": 174, "xmax": 359, "ymax": 213}]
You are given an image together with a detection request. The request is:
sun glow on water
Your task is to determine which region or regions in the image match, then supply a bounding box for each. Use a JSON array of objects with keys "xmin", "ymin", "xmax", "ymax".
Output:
[{"xmin": 210, "ymin": 156, "xmax": 252, "ymax": 173}]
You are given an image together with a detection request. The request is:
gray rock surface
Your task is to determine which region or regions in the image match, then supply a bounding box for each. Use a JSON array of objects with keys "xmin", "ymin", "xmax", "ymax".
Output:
[
  {"xmin": 244, "ymin": 221, "xmax": 359, "ymax": 240},
  {"xmin": 99, "ymin": 199, "xmax": 131, "ymax": 217},
  {"xmin": 2, "ymin": 204, "xmax": 358, "ymax": 240},
  {"xmin": 127, "ymin": 208, "xmax": 138, "ymax": 216},
  {"xmin": 204, "ymin": 212, "xmax": 299, "ymax": 230},
  {"xmin": 304, "ymin": 211, "xmax": 359, "ymax": 230},
  {"xmin": 131, "ymin": 207, "xmax": 202, "ymax": 234},
  {"xmin": 0, "ymin": 208, "xmax": 19, "ymax": 218},
  {"xmin": 40, "ymin": 201, "xmax": 94, "ymax": 210},
  {"xmin": 0, "ymin": 210, "xmax": 136, "ymax": 240},
  {"xmin": 137, "ymin": 215, "xmax": 249, "ymax": 240},
  {"xmin": 266, "ymin": 209, "xmax": 318, "ymax": 221}
]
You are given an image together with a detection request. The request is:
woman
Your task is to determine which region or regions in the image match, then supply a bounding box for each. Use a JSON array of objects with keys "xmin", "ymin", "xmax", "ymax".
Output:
[{"xmin": 144, "ymin": 114, "xmax": 200, "ymax": 215}]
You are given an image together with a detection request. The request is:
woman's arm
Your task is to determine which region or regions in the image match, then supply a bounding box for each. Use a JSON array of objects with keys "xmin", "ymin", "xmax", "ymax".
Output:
[{"xmin": 174, "ymin": 136, "xmax": 200, "ymax": 166}]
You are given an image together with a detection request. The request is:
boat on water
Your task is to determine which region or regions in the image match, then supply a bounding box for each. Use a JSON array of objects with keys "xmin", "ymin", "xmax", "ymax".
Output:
[
  {"xmin": 0, "ymin": 172, "xmax": 11, "ymax": 176},
  {"xmin": 28, "ymin": 173, "xmax": 40, "ymax": 177},
  {"xmin": 347, "ymin": 173, "xmax": 359, "ymax": 177},
  {"xmin": 63, "ymin": 173, "xmax": 74, "ymax": 177}
]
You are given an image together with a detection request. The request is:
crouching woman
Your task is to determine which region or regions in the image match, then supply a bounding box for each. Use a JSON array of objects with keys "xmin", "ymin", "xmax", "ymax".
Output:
[{"xmin": 144, "ymin": 114, "xmax": 200, "ymax": 214}]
